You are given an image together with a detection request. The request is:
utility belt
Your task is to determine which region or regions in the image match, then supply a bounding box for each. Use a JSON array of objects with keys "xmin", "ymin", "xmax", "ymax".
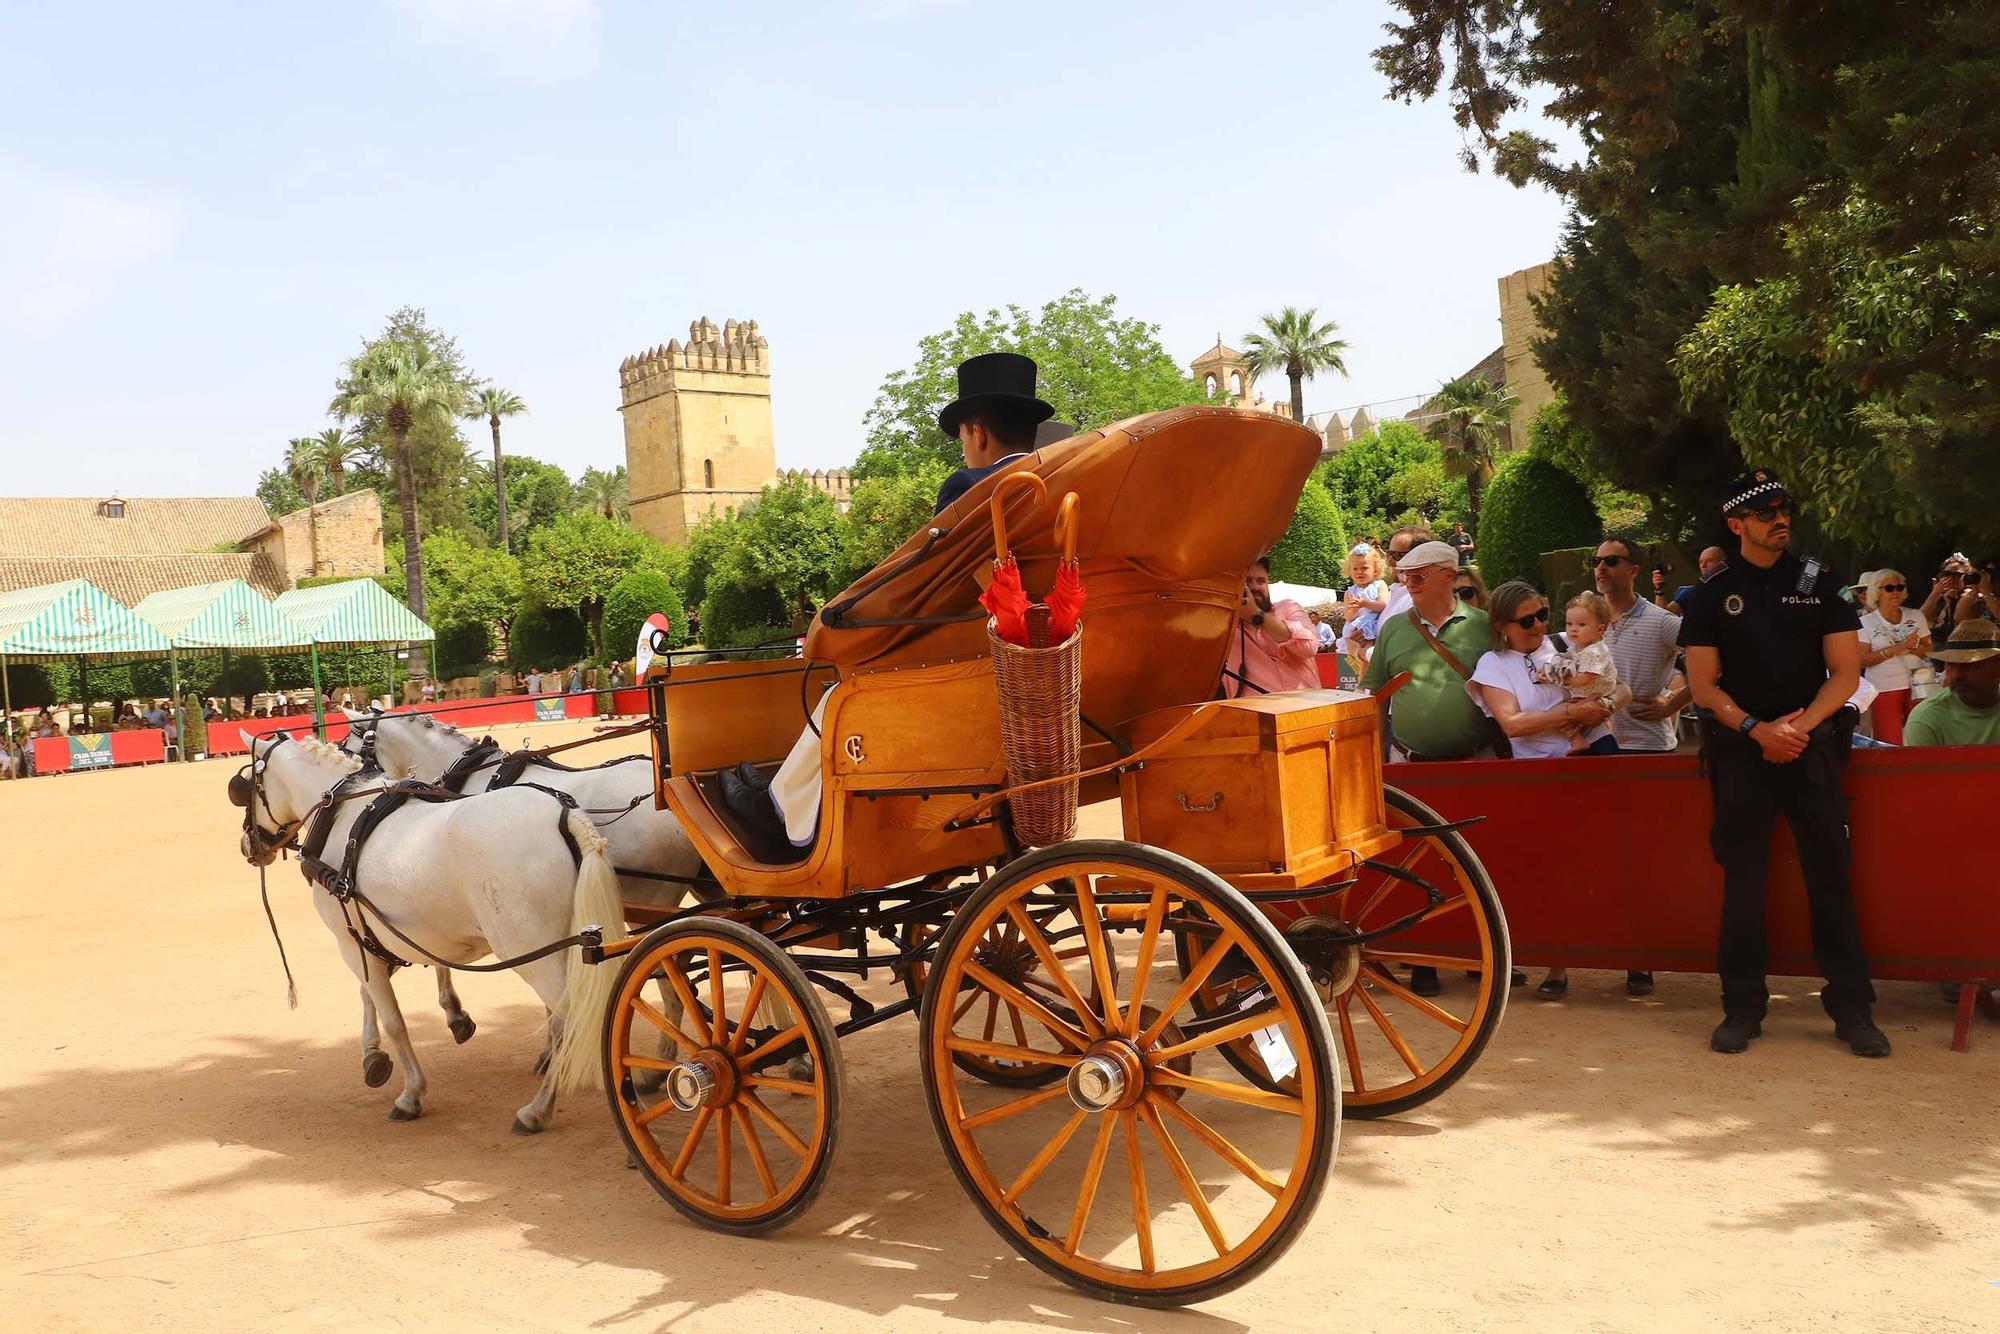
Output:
[{"xmin": 1701, "ymin": 706, "xmax": 1858, "ymax": 782}]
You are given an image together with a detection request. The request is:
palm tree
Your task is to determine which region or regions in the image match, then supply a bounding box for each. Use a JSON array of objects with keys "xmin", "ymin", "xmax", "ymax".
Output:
[
  {"xmin": 1241, "ymin": 307, "xmax": 1350, "ymax": 424},
  {"xmin": 284, "ymin": 437, "xmax": 327, "ymax": 575},
  {"xmin": 466, "ymin": 387, "xmax": 527, "ymax": 549},
  {"xmin": 330, "ymin": 342, "xmax": 465, "ymax": 620},
  {"xmin": 1424, "ymin": 374, "xmax": 1518, "ymax": 533},
  {"xmin": 312, "ymin": 426, "xmax": 367, "ymax": 496},
  {"xmin": 576, "ymin": 465, "xmax": 628, "ymax": 521}
]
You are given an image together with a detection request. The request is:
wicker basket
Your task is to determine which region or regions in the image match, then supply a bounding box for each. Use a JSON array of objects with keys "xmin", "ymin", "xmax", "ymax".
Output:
[{"xmin": 988, "ymin": 608, "xmax": 1083, "ymax": 847}]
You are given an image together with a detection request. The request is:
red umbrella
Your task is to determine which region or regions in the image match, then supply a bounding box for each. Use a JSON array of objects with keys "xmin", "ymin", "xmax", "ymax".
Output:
[
  {"xmin": 981, "ymin": 474, "xmax": 1045, "ymax": 646},
  {"xmin": 1045, "ymin": 492, "xmax": 1085, "ymax": 642}
]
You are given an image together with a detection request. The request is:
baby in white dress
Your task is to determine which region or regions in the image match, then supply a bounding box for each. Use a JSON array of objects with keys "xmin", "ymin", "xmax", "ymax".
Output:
[{"xmin": 1536, "ymin": 592, "xmax": 1619, "ymax": 753}]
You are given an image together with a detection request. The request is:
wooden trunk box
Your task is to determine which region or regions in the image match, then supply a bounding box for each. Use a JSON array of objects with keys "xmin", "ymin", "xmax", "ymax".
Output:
[{"xmin": 1118, "ymin": 690, "xmax": 1394, "ymax": 887}]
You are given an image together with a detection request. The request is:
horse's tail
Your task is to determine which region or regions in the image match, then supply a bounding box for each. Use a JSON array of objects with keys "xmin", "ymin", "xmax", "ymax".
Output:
[{"xmin": 547, "ymin": 810, "xmax": 631, "ymax": 1094}]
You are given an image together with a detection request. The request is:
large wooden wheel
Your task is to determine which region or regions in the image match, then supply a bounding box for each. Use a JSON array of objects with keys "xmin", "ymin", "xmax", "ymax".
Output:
[
  {"xmin": 602, "ymin": 917, "xmax": 842, "ymax": 1235},
  {"xmin": 920, "ymin": 840, "xmax": 1339, "ymax": 1307},
  {"xmin": 903, "ymin": 900, "xmax": 1116, "ymax": 1089},
  {"xmin": 1181, "ymin": 785, "xmax": 1509, "ymax": 1119}
]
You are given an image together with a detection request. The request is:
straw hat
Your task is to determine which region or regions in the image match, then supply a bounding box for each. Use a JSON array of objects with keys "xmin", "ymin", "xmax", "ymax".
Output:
[{"xmin": 1932, "ymin": 619, "xmax": 2000, "ymax": 664}]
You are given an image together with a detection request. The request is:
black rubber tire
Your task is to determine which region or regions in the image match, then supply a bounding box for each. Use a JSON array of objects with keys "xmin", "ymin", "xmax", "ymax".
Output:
[
  {"xmin": 601, "ymin": 916, "xmax": 843, "ymax": 1235},
  {"xmin": 1178, "ymin": 785, "xmax": 1510, "ymax": 1119},
  {"xmin": 919, "ymin": 839, "xmax": 1341, "ymax": 1308}
]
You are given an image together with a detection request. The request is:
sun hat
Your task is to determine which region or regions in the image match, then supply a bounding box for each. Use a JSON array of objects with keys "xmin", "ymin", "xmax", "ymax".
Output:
[
  {"xmin": 1931, "ymin": 620, "xmax": 2000, "ymax": 664},
  {"xmin": 1395, "ymin": 540, "xmax": 1460, "ymax": 572}
]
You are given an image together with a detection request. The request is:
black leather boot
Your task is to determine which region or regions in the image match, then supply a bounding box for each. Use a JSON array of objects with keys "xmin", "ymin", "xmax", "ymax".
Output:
[
  {"xmin": 1710, "ymin": 1013, "xmax": 1762, "ymax": 1053},
  {"xmin": 1833, "ymin": 1009, "xmax": 1891, "ymax": 1058}
]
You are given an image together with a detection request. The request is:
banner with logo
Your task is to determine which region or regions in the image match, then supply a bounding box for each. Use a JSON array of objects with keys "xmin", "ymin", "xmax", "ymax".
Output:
[
  {"xmin": 67, "ymin": 734, "xmax": 114, "ymax": 769},
  {"xmin": 533, "ymin": 698, "xmax": 565, "ymax": 723}
]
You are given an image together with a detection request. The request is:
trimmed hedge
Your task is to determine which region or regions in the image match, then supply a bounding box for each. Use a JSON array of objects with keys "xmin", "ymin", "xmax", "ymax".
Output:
[
  {"xmin": 1265, "ymin": 483, "xmax": 1350, "ymax": 588},
  {"xmin": 602, "ymin": 570, "xmax": 686, "ymax": 664},
  {"xmin": 1474, "ymin": 454, "xmax": 1603, "ymax": 590}
]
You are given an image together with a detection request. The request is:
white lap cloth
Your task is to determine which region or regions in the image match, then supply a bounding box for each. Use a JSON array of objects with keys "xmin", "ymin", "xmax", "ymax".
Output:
[{"xmin": 770, "ymin": 691, "xmax": 834, "ymax": 847}]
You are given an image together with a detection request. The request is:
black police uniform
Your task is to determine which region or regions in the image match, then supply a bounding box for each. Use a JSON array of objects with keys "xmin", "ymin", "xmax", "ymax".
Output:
[{"xmin": 1678, "ymin": 549, "xmax": 1874, "ymax": 1022}]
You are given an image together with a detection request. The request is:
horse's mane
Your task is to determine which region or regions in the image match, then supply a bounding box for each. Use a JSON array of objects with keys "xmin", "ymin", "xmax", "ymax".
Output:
[{"xmin": 295, "ymin": 736, "xmax": 364, "ymax": 772}]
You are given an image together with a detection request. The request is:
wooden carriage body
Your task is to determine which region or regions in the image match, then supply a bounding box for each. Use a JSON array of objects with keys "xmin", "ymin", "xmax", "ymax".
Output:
[{"xmin": 641, "ymin": 406, "xmax": 1394, "ymax": 901}]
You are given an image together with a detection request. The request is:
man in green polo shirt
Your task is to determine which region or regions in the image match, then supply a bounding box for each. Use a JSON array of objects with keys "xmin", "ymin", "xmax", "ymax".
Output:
[
  {"xmin": 1361, "ymin": 540, "xmax": 1499, "ymax": 761},
  {"xmin": 1903, "ymin": 620, "xmax": 2000, "ymax": 746}
]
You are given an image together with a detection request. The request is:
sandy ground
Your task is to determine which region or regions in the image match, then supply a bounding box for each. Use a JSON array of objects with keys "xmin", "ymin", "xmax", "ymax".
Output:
[{"xmin": 2, "ymin": 717, "xmax": 1995, "ymax": 1333}]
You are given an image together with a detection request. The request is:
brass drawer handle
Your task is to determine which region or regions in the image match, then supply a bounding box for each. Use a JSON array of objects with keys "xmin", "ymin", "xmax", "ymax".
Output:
[{"xmin": 1178, "ymin": 791, "xmax": 1224, "ymax": 813}]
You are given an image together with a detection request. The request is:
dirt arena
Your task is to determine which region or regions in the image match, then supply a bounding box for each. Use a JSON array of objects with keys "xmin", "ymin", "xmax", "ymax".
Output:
[{"xmin": 2, "ymin": 718, "xmax": 1993, "ymax": 1332}]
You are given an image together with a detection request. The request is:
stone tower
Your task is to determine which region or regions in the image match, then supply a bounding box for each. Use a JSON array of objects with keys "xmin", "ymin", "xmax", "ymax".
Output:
[{"xmin": 619, "ymin": 317, "xmax": 776, "ymax": 545}]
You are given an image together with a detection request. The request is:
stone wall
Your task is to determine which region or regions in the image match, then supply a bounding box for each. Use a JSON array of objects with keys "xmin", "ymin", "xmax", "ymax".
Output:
[
  {"xmin": 245, "ymin": 489, "xmax": 384, "ymax": 587},
  {"xmin": 620, "ymin": 317, "xmax": 778, "ymax": 545},
  {"xmin": 1497, "ymin": 261, "xmax": 1556, "ymax": 450}
]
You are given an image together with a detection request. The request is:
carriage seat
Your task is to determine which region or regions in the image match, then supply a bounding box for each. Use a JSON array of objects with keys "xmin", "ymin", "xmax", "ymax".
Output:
[{"xmin": 688, "ymin": 765, "xmax": 807, "ymax": 868}]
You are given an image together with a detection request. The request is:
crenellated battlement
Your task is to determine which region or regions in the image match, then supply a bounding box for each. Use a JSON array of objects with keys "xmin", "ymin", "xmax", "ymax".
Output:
[
  {"xmin": 620, "ymin": 316, "xmax": 770, "ymax": 405},
  {"xmin": 778, "ymin": 467, "xmax": 853, "ymax": 503}
]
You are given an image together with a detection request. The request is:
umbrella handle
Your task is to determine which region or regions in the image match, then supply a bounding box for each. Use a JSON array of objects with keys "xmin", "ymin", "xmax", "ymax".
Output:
[
  {"xmin": 988, "ymin": 473, "xmax": 1047, "ymax": 563},
  {"xmin": 1055, "ymin": 492, "xmax": 1080, "ymax": 565}
]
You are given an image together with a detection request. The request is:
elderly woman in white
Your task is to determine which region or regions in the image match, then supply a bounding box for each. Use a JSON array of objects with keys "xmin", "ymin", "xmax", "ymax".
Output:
[{"xmin": 1856, "ymin": 568, "xmax": 1932, "ymax": 745}]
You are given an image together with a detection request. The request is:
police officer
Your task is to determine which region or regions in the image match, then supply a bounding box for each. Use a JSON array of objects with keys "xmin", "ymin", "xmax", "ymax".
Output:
[{"xmin": 1678, "ymin": 470, "xmax": 1888, "ymax": 1057}]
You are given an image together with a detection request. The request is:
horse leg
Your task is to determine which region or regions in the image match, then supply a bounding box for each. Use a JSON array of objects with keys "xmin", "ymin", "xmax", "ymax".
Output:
[
  {"xmin": 359, "ymin": 990, "xmax": 393, "ymax": 1087},
  {"xmin": 363, "ymin": 970, "xmax": 427, "ymax": 1121},
  {"xmin": 512, "ymin": 956, "xmax": 570, "ymax": 1135},
  {"xmin": 436, "ymin": 967, "xmax": 476, "ymax": 1044}
]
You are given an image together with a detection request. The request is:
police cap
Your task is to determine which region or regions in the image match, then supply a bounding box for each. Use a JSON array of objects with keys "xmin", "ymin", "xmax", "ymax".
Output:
[{"xmin": 1721, "ymin": 468, "xmax": 1790, "ymax": 517}]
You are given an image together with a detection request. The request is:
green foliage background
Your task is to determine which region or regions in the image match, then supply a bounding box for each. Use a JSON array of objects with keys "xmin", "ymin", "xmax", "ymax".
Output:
[
  {"xmin": 1265, "ymin": 485, "xmax": 1350, "ymax": 588},
  {"xmin": 1474, "ymin": 454, "xmax": 1603, "ymax": 591}
]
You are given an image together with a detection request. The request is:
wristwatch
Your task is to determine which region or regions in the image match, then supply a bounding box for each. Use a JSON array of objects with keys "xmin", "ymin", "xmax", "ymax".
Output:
[
  {"xmin": 1738, "ymin": 715, "xmax": 1760, "ymax": 735},
  {"xmin": 1251, "ymin": 612, "xmax": 1266, "ymax": 627}
]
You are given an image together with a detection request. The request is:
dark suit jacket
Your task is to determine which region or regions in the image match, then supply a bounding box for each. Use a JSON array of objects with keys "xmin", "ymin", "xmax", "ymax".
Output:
[{"xmin": 933, "ymin": 452, "xmax": 1031, "ymax": 513}]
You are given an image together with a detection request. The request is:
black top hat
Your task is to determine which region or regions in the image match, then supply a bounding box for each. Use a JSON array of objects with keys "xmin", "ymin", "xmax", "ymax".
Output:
[{"xmin": 937, "ymin": 352, "xmax": 1054, "ymax": 439}]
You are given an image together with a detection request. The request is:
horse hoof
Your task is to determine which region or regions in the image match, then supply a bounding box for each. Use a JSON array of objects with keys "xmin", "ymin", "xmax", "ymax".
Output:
[
  {"xmin": 387, "ymin": 1102, "xmax": 420, "ymax": 1122},
  {"xmin": 785, "ymin": 1054, "xmax": 816, "ymax": 1084},
  {"xmin": 362, "ymin": 1050, "xmax": 393, "ymax": 1088},
  {"xmin": 512, "ymin": 1114, "xmax": 543, "ymax": 1136},
  {"xmin": 449, "ymin": 1015, "xmax": 476, "ymax": 1045},
  {"xmin": 633, "ymin": 1070, "xmax": 664, "ymax": 1095},
  {"xmin": 625, "ymin": 1151, "xmax": 639, "ymax": 1170}
]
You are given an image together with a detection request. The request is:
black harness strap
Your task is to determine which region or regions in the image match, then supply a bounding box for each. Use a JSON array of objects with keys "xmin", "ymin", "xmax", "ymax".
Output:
[
  {"xmin": 440, "ymin": 735, "xmax": 502, "ymax": 792},
  {"xmin": 487, "ymin": 748, "xmax": 649, "ymax": 790}
]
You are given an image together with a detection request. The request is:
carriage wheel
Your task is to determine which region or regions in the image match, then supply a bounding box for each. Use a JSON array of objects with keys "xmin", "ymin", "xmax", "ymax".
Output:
[
  {"xmin": 1180, "ymin": 786, "xmax": 1509, "ymax": 1119},
  {"xmin": 920, "ymin": 840, "xmax": 1339, "ymax": 1307},
  {"xmin": 602, "ymin": 917, "xmax": 842, "ymax": 1235},
  {"xmin": 903, "ymin": 900, "xmax": 1117, "ymax": 1089}
]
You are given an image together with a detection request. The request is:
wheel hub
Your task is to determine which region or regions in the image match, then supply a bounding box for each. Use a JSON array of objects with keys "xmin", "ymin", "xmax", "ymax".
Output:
[
  {"xmin": 1066, "ymin": 1039, "xmax": 1147, "ymax": 1112},
  {"xmin": 664, "ymin": 1049, "xmax": 736, "ymax": 1111},
  {"xmin": 1286, "ymin": 914, "xmax": 1362, "ymax": 1000}
]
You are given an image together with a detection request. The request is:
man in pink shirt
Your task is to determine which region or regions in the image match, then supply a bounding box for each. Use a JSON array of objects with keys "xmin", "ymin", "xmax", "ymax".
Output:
[{"xmin": 1222, "ymin": 556, "xmax": 1321, "ymax": 697}]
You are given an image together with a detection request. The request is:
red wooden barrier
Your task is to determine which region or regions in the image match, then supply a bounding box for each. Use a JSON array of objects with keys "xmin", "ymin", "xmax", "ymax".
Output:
[
  {"xmin": 31, "ymin": 729, "xmax": 167, "ymax": 772},
  {"xmin": 1388, "ymin": 748, "xmax": 1999, "ymax": 1048}
]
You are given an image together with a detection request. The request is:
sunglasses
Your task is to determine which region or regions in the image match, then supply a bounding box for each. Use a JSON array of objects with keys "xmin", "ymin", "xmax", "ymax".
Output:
[
  {"xmin": 1878, "ymin": 583, "xmax": 1905, "ymax": 593},
  {"xmin": 1454, "ymin": 586, "xmax": 1478, "ymax": 601},
  {"xmin": 1741, "ymin": 500, "xmax": 1793, "ymax": 522},
  {"xmin": 1589, "ymin": 555, "xmax": 1629, "ymax": 567},
  {"xmin": 1510, "ymin": 607, "xmax": 1551, "ymax": 629}
]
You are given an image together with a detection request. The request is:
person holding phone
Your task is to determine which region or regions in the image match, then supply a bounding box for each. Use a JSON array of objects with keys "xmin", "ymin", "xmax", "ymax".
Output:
[
  {"xmin": 1920, "ymin": 555, "xmax": 1971, "ymax": 644},
  {"xmin": 1956, "ymin": 557, "xmax": 2000, "ymax": 625},
  {"xmin": 1222, "ymin": 556, "xmax": 1320, "ymax": 696}
]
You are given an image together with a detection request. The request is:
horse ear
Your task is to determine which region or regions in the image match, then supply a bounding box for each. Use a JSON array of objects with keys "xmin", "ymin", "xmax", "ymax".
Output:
[{"xmin": 227, "ymin": 772, "xmax": 251, "ymax": 807}]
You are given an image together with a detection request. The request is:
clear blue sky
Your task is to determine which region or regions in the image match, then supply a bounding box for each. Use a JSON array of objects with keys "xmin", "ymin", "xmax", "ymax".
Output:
[{"xmin": 0, "ymin": 1, "xmax": 1571, "ymax": 498}]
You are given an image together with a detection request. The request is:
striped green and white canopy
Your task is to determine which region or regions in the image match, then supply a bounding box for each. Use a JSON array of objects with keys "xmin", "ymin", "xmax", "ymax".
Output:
[
  {"xmin": 0, "ymin": 579, "xmax": 174, "ymax": 662},
  {"xmin": 274, "ymin": 579, "xmax": 434, "ymax": 647},
  {"xmin": 132, "ymin": 579, "xmax": 314, "ymax": 652}
]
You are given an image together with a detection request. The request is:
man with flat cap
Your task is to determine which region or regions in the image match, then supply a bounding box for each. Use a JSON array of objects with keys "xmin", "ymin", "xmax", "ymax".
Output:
[
  {"xmin": 718, "ymin": 352, "xmax": 1058, "ymax": 849},
  {"xmin": 1679, "ymin": 469, "xmax": 1887, "ymax": 1057}
]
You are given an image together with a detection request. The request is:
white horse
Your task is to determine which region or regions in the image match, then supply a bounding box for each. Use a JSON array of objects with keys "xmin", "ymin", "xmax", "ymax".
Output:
[
  {"xmin": 346, "ymin": 709, "xmax": 706, "ymax": 913},
  {"xmin": 234, "ymin": 735, "xmax": 627, "ymax": 1131}
]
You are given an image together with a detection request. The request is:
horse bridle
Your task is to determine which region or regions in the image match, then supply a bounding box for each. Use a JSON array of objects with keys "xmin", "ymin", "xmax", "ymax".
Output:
[{"xmin": 229, "ymin": 732, "xmax": 316, "ymax": 861}]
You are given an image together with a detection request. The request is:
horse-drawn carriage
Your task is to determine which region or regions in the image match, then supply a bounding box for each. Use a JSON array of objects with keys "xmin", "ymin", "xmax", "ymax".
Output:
[
  {"xmin": 236, "ymin": 406, "xmax": 1507, "ymax": 1306},
  {"xmin": 581, "ymin": 406, "xmax": 1510, "ymax": 1304}
]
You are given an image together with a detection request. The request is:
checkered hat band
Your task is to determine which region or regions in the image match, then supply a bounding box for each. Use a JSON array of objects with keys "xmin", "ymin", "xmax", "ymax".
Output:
[{"xmin": 1722, "ymin": 480, "xmax": 1786, "ymax": 514}]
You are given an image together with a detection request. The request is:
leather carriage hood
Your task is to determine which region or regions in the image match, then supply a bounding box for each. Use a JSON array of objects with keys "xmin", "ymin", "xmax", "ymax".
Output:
[{"xmin": 805, "ymin": 406, "xmax": 1322, "ymax": 685}]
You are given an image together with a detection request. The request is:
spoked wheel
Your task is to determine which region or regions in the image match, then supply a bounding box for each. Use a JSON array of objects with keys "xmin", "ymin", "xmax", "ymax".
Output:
[
  {"xmin": 920, "ymin": 840, "xmax": 1339, "ymax": 1307},
  {"xmin": 603, "ymin": 917, "xmax": 843, "ymax": 1234},
  {"xmin": 1180, "ymin": 786, "xmax": 1509, "ymax": 1119},
  {"xmin": 904, "ymin": 900, "xmax": 1118, "ymax": 1088}
]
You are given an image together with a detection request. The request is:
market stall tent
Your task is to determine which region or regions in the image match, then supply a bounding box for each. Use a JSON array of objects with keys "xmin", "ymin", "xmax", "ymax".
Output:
[
  {"xmin": 0, "ymin": 578, "xmax": 174, "ymax": 723},
  {"xmin": 131, "ymin": 580, "xmax": 316, "ymax": 743},
  {"xmin": 273, "ymin": 579, "xmax": 434, "ymax": 730}
]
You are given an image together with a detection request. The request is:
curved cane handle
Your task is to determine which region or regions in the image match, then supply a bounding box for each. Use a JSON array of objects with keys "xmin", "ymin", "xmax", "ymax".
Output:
[
  {"xmin": 1054, "ymin": 491, "xmax": 1080, "ymax": 565},
  {"xmin": 988, "ymin": 473, "xmax": 1048, "ymax": 563}
]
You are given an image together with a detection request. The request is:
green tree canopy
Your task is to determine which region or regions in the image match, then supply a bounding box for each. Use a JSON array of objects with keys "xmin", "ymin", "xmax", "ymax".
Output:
[
  {"xmin": 465, "ymin": 387, "xmax": 527, "ymax": 548},
  {"xmin": 838, "ymin": 458, "xmax": 953, "ymax": 585},
  {"xmin": 854, "ymin": 290, "xmax": 1209, "ymax": 478},
  {"xmin": 256, "ymin": 467, "xmax": 307, "ymax": 517},
  {"xmin": 699, "ymin": 477, "xmax": 847, "ymax": 644},
  {"xmin": 1265, "ymin": 483, "xmax": 1350, "ymax": 588},
  {"xmin": 463, "ymin": 454, "xmax": 573, "ymax": 553},
  {"xmin": 519, "ymin": 511, "xmax": 674, "ymax": 658},
  {"xmin": 419, "ymin": 530, "xmax": 522, "ymax": 641},
  {"xmin": 575, "ymin": 465, "xmax": 630, "ymax": 521},
  {"xmin": 1315, "ymin": 420, "xmax": 1468, "ymax": 539},
  {"xmin": 1241, "ymin": 306, "xmax": 1350, "ymax": 423},
  {"xmin": 1474, "ymin": 454, "xmax": 1603, "ymax": 590},
  {"xmin": 602, "ymin": 569, "xmax": 687, "ymax": 664},
  {"xmin": 1422, "ymin": 374, "xmax": 1515, "ymax": 533}
]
